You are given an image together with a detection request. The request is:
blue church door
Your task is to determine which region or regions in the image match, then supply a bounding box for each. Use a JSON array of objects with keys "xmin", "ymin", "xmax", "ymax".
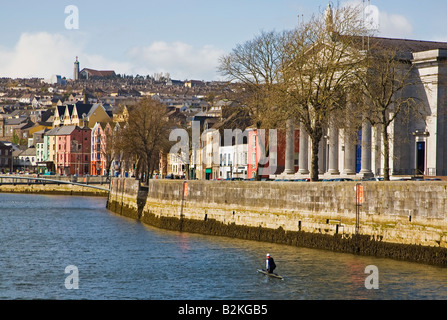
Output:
[{"xmin": 356, "ymin": 129, "xmax": 362, "ymax": 173}]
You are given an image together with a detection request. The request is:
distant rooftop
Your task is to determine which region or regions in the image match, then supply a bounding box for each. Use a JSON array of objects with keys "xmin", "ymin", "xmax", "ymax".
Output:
[{"xmin": 80, "ymin": 68, "xmax": 116, "ymax": 78}]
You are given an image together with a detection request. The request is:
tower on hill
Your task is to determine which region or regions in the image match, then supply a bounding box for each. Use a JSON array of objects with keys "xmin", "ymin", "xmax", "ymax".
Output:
[{"xmin": 74, "ymin": 56, "xmax": 80, "ymax": 81}]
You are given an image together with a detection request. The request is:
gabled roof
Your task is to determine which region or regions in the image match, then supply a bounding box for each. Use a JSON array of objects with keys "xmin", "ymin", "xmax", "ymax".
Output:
[
  {"xmin": 55, "ymin": 105, "xmax": 66, "ymax": 118},
  {"xmin": 73, "ymin": 103, "xmax": 94, "ymax": 119},
  {"xmin": 92, "ymin": 121, "xmax": 113, "ymax": 133}
]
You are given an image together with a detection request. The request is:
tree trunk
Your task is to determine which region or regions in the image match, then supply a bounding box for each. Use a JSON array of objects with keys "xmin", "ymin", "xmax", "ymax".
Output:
[
  {"xmin": 310, "ymin": 135, "xmax": 320, "ymax": 182},
  {"xmin": 309, "ymin": 122, "xmax": 324, "ymax": 182},
  {"xmin": 382, "ymin": 124, "xmax": 390, "ymax": 181}
]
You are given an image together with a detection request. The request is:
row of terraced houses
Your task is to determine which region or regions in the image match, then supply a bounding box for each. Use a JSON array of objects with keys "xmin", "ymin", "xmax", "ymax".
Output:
[{"xmin": 11, "ymin": 102, "xmax": 120, "ymax": 176}]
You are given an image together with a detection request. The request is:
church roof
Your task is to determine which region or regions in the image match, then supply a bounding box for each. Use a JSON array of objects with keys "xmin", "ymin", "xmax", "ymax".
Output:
[
  {"xmin": 80, "ymin": 68, "xmax": 116, "ymax": 77},
  {"xmin": 346, "ymin": 35, "xmax": 447, "ymax": 53}
]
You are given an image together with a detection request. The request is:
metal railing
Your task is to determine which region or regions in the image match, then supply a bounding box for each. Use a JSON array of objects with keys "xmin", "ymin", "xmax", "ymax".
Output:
[{"xmin": 0, "ymin": 175, "xmax": 110, "ymax": 192}]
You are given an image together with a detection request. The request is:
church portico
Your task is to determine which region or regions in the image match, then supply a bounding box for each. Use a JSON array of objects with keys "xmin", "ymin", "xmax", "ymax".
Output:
[
  {"xmin": 272, "ymin": 43, "xmax": 447, "ymax": 181},
  {"xmin": 274, "ymin": 119, "xmax": 428, "ymax": 181}
]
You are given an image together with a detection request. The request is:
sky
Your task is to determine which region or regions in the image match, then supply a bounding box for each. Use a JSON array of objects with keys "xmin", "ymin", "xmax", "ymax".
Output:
[{"xmin": 0, "ymin": 0, "xmax": 446, "ymax": 81}]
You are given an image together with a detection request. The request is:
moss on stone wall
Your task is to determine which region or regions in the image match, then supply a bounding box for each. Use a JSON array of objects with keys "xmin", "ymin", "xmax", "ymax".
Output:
[{"xmin": 107, "ymin": 197, "xmax": 447, "ymax": 267}]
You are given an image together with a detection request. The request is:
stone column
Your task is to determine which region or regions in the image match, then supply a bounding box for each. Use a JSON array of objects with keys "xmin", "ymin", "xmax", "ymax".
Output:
[
  {"xmin": 327, "ymin": 125, "xmax": 340, "ymax": 175},
  {"xmin": 298, "ymin": 123, "xmax": 309, "ymax": 174},
  {"xmin": 360, "ymin": 121, "xmax": 373, "ymax": 176},
  {"xmin": 284, "ymin": 119, "xmax": 295, "ymax": 174},
  {"xmin": 343, "ymin": 131, "xmax": 356, "ymax": 175}
]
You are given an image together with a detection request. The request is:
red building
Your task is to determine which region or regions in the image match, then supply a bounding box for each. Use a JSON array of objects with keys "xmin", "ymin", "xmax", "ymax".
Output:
[
  {"xmin": 247, "ymin": 128, "xmax": 299, "ymax": 179},
  {"xmin": 55, "ymin": 126, "xmax": 91, "ymax": 176}
]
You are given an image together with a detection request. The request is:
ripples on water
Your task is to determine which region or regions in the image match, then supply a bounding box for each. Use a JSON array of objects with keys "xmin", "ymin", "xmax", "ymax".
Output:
[{"xmin": 0, "ymin": 193, "xmax": 446, "ymax": 300}]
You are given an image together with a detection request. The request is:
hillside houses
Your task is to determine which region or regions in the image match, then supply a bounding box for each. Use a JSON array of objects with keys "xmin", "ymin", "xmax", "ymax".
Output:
[{"xmin": 0, "ymin": 76, "xmax": 235, "ymax": 176}]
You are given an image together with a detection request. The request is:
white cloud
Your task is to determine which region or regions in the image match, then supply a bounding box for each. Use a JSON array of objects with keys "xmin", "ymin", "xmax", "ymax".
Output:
[
  {"xmin": 377, "ymin": 10, "xmax": 413, "ymax": 39},
  {"xmin": 0, "ymin": 32, "xmax": 78, "ymax": 79},
  {"xmin": 126, "ymin": 41, "xmax": 226, "ymax": 81},
  {"xmin": 342, "ymin": 1, "xmax": 413, "ymax": 39},
  {"xmin": 0, "ymin": 32, "xmax": 132, "ymax": 80},
  {"xmin": 0, "ymin": 32, "xmax": 225, "ymax": 81}
]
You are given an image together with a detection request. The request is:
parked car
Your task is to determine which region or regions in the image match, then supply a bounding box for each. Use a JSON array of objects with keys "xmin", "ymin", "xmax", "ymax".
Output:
[
  {"xmin": 364, "ymin": 177, "xmax": 383, "ymax": 181},
  {"xmin": 323, "ymin": 178, "xmax": 354, "ymax": 182}
]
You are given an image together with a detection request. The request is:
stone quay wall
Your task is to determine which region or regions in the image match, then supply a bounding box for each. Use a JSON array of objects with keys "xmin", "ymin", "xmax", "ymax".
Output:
[
  {"xmin": 0, "ymin": 176, "xmax": 109, "ymax": 197},
  {"xmin": 107, "ymin": 178, "xmax": 447, "ymax": 266}
]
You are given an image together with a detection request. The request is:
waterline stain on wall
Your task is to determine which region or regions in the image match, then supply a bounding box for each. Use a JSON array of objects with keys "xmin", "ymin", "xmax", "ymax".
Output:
[{"xmin": 107, "ymin": 178, "xmax": 447, "ymax": 267}]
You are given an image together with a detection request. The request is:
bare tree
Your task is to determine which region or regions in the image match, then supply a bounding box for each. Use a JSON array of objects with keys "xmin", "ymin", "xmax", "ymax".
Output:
[
  {"xmin": 218, "ymin": 30, "xmax": 288, "ymax": 129},
  {"xmin": 356, "ymin": 45, "xmax": 424, "ymax": 180},
  {"xmin": 117, "ymin": 97, "xmax": 172, "ymax": 183},
  {"xmin": 218, "ymin": 30, "xmax": 290, "ymax": 179},
  {"xmin": 279, "ymin": 4, "xmax": 368, "ymax": 181}
]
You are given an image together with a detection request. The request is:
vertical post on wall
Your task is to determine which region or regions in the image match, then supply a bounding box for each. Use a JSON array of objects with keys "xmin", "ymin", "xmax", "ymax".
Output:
[
  {"xmin": 180, "ymin": 181, "xmax": 188, "ymax": 231},
  {"xmin": 355, "ymin": 183, "xmax": 364, "ymax": 234}
]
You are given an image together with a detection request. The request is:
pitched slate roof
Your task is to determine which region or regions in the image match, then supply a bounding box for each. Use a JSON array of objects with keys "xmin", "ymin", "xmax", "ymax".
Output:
[
  {"xmin": 44, "ymin": 125, "xmax": 81, "ymax": 136},
  {"xmin": 56, "ymin": 105, "xmax": 66, "ymax": 118},
  {"xmin": 370, "ymin": 37, "xmax": 447, "ymax": 52},
  {"xmin": 345, "ymin": 35, "xmax": 447, "ymax": 53}
]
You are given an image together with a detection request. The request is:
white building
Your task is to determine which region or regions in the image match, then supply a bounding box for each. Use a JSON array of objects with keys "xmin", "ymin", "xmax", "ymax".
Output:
[
  {"xmin": 219, "ymin": 145, "xmax": 234, "ymax": 179},
  {"xmin": 281, "ymin": 39, "xmax": 447, "ymax": 180}
]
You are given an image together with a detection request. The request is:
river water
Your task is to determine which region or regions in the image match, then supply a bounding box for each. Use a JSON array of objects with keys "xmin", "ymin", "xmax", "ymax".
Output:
[{"xmin": 0, "ymin": 193, "xmax": 446, "ymax": 300}]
